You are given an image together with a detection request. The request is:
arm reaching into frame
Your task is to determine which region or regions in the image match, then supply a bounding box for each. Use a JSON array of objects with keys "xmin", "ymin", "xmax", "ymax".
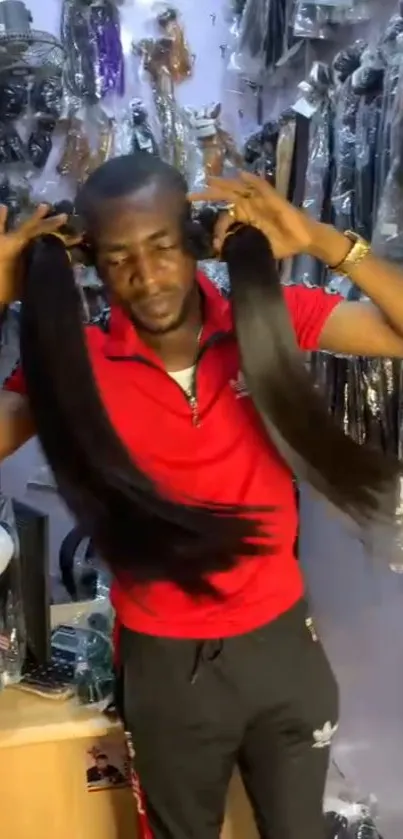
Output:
[
  {"xmin": 0, "ymin": 204, "xmax": 69, "ymax": 460},
  {"xmin": 190, "ymin": 172, "xmax": 403, "ymax": 358}
]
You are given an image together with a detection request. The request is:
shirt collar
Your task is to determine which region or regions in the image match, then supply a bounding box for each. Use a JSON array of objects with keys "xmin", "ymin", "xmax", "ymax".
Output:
[{"xmin": 104, "ymin": 270, "xmax": 232, "ymax": 360}]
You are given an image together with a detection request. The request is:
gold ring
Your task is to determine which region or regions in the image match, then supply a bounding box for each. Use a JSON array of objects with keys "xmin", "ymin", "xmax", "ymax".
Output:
[{"xmin": 227, "ymin": 204, "xmax": 236, "ymax": 219}]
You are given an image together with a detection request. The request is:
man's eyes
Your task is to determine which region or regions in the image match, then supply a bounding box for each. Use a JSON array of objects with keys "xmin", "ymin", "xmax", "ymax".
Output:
[
  {"xmin": 156, "ymin": 243, "xmax": 178, "ymax": 251},
  {"xmin": 105, "ymin": 243, "xmax": 178, "ymax": 265},
  {"xmin": 106, "ymin": 257, "xmax": 127, "ymax": 267}
]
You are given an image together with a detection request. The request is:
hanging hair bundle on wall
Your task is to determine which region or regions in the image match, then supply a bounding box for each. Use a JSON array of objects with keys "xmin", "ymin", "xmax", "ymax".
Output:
[{"xmin": 61, "ymin": 0, "xmax": 97, "ymax": 103}]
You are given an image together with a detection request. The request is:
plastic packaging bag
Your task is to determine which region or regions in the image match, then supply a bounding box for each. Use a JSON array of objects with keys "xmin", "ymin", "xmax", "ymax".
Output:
[
  {"xmin": 243, "ymin": 119, "xmax": 279, "ymax": 181},
  {"xmin": 130, "ymin": 99, "xmax": 159, "ymax": 156},
  {"xmin": 136, "ymin": 34, "xmax": 193, "ymax": 177},
  {"xmin": 231, "ymin": 0, "xmax": 296, "ymax": 76},
  {"xmin": 73, "ymin": 596, "xmax": 114, "ymax": 708},
  {"xmin": 293, "ymin": 1, "xmax": 371, "ymax": 39},
  {"xmin": 190, "ymin": 103, "xmax": 243, "ymax": 189},
  {"xmin": 90, "ymin": 0, "xmax": 125, "ymax": 99},
  {"xmin": 28, "ymin": 118, "xmax": 56, "ymax": 169},
  {"xmin": 154, "ymin": 3, "xmax": 193, "ymax": 84},
  {"xmin": 62, "ymin": 0, "xmax": 124, "ymax": 102},
  {"xmin": 61, "ymin": 0, "xmax": 98, "ymax": 103},
  {"xmin": 51, "ymin": 596, "xmax": 114, "ymax": 708},
  {"xmin": 231, "ymin": 0, "xmax": 271, "ymax": 77},
  {"xmin": 275, "ymin": 111, "xmax": 297, "ymax": 199},
  {"xmin": 291, "ymin": 63, "xmax": 334, "ymax": 287},
  {"xmin": 58, "ymin": 107, "xmax": 115, "ymax": 185},
  {"xmin": 372, "ymin": 36, "xmax": 403, "ymax": 264},
  {"xmin": 373, "ymin": 29, "xmax": 403, "ymax": 216},
  {"xmin": 331, "ymin": 44, "xmax": 366, "ymax": 238},
  {"xmin": 325, "ymin": 41, "xmax": 400, "ymax": 481},
  {"xmin": 0, "ymin": 124, "xmax": 26, "ymax": 164},
  {"xmin": 231, "ymin": 0, "xmax": 248, "ymax": 16},
  {"xmin": 0, "ymin": 495, "xmax": 26, "ymax": 689},
  {"xmin": 264, "ymin": 0, "xmax": 291, "ymax": 72},
  {"xmin": 57, "ymin": 114, "xmax": 92, "ymax": 181},
  {"xmin": 292, "ymin": 3, "xmax": 332, "ymax": 39},
  {"xmin": 364, "ymin": 355, "xmax": 403, "ymax": 573},
  {"xmin": 324, "ymin": 805, "xmax": 382, "ymax": 838},
  {"xmin": 29, "ymin": 75, "xmax": 62, "ymax": 170},
  {"xmin": 353, "ymin": 50, "xmax": 385, "ymax": 242},
  {"xmin": 0, "ymin": 177, "xmax": 23, "ymax": 226},
  {"xmin": 0, "ymin": 74, "xmax": 28, "ymax": 120},
  {"xmin": 30, "ymin": 74, "xmax": 63, "ymax": 120},
  {"xmin": 324, "ymin": 749, "xmax": 383, "ymax": 837}
]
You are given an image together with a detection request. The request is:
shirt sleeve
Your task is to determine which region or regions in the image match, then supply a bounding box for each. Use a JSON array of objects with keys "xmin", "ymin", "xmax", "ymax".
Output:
[
  {"xmin": 282, "ymin": 285, "xmax": 343, "ymax": 352},
  {"xmin": 3, "ymin": 363, "xmax": 26, "ymax": 395}
]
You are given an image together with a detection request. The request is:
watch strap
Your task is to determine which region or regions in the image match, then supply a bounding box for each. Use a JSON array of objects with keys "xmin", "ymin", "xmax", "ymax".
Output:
[{"xmin": 331, "ymin": 231, "xmax": 371, "ymax": 276}]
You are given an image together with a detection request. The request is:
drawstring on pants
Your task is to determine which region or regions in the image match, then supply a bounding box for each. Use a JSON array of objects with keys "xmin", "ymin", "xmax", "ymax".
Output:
[{"xmin": 190, "ymin": 639, "xmax": 223, "ymax": 684}]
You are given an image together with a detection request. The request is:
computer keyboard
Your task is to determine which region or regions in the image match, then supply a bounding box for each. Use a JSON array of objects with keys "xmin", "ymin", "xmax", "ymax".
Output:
[{"xmin": 20, "ymin": 659, "xmax": 76, "ymax": 695}]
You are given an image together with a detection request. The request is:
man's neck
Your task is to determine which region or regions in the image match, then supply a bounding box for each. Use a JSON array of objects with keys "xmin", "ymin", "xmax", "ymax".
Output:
[{"xmin": 137, "ymin": 289, "xmax": 203, "ymax": 371}]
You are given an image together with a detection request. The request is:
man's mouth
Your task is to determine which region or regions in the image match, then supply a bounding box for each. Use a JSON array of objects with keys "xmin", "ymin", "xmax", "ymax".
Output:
[{"xmin": 137, "ymin": 294, "xmax": 174, "ymax": 317}]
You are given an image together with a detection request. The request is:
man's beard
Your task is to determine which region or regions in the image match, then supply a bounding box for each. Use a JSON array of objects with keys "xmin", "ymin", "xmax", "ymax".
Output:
[{"xmin": 127, "ymin": 285, "xmax": 197, "ymax": 336}]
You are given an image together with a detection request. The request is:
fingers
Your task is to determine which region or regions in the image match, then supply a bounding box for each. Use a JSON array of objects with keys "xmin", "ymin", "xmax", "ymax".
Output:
[
  {"xmin": 188, "ymin": 186, "xmax": 239, "ymax": 204},
  {"xmin": 239, "ymin": 171, "xmax": 283, "ymax": 204},
  {"xmin": 212, "ymin": 211, "xmax": 234, "ymax": 254},
  {"xmin": 189, "ymin": 173, "xmax": 253, "ymax": 203},
  {"xmin": 189, "ymin": 173, "xmax": 272, "ymax": 207},
  {"xmin": 0, "ymin": 205, "xmax": 7, "ymax": 234},
  {"xmin": 20, "ymin": 211, "xmax": 68, "ymax": 243},
  {"xmin": 22, "ymin": 204, "xmax": 52, "ymax": 230},
  {"xmin": 36, "ymin": 214, "xmax": 69, "ymax": 236}
]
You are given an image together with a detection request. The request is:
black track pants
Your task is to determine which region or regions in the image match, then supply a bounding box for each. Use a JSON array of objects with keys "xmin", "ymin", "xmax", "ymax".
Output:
[{"xmin": 119, "ymin": 599, "xmax": 339, "ymax": 839}]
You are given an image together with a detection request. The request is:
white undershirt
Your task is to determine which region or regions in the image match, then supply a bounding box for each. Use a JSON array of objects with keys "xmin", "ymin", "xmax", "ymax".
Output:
[{"xmin": 168, "ymin": 366, "xmax": 195, "ymax": 396}]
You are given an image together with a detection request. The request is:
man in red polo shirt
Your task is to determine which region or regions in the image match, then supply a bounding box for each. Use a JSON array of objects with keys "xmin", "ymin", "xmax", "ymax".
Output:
[{"xmin": 1, "ymin": 156, "xmax": 403, "ymax": 839}]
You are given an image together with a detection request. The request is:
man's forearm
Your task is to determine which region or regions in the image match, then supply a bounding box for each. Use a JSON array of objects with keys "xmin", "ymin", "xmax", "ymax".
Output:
[{"xmin": 308, "ymin": 222, "xmax": 403, "ymax": 338}]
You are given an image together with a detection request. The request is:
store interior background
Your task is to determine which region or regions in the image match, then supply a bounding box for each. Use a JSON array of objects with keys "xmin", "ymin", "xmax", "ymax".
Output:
[{"xmin": 1, "ymin": 0, "xmax": 403, "ymax": 836}]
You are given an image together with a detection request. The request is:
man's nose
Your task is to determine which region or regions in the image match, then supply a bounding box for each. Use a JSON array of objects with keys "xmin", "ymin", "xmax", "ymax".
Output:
[{"xmin": 130, "ymin": 253, "xmax": 160, "ymax": 292}]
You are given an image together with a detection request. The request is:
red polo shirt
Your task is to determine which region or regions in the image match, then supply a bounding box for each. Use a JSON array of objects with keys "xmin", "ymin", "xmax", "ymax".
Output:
[{"xmin": 4, "ymin": 275, "xmax": 341, "ymax": 638}]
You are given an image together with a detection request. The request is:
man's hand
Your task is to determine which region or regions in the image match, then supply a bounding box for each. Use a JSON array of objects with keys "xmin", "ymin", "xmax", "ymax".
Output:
[
  {"xmin": 0, "ymin": 204, "xmax": 69, "ymax": 303},
  {"xmin": 189, "ymin": 171, "xmax": 318, "ymax": 260}
]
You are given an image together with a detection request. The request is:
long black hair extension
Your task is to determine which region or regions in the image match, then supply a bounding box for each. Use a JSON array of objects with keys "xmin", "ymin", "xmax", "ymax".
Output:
[{"xmin": 19, "ymin": 153, "xmax": 400, "ymax": 595}]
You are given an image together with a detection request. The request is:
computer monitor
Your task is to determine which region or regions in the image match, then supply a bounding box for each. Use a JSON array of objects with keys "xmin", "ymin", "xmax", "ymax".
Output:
[{"xmin": 12, "ymin": 499, "xmax": 51, "ymax": 666}]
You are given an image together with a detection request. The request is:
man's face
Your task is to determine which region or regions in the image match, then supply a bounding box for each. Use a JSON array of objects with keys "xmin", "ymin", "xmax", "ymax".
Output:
[{"xmin": 94, "ymin": 182, "xmax": 196, "ymax": 335}]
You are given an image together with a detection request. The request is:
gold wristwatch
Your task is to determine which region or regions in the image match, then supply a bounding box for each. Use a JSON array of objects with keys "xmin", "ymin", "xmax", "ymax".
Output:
[{"xmin": 331, "ymin": 230, "xmax": 371, "ymax": 276}]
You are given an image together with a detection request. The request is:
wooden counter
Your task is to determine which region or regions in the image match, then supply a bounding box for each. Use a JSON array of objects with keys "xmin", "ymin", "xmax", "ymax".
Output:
[{"xmin": 0, "ymin": 604, "xmax": 258, "ymax": 839}]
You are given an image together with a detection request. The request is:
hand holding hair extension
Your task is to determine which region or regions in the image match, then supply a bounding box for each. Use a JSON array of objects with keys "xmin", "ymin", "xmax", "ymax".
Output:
[
  {"xmin": 223, "ymin": 224, "xmax": 401, "ymax": 524},
  {"xmin": 0, "ymin": 204, "xmax": 69, "ymax": 304},
  {"xmin": 189, "ymin": 170, "xmax": 315, "ymax": 260},
  {"xmin": 19, "ymin": 236, "xmax": 270, "ymax": 597}
]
